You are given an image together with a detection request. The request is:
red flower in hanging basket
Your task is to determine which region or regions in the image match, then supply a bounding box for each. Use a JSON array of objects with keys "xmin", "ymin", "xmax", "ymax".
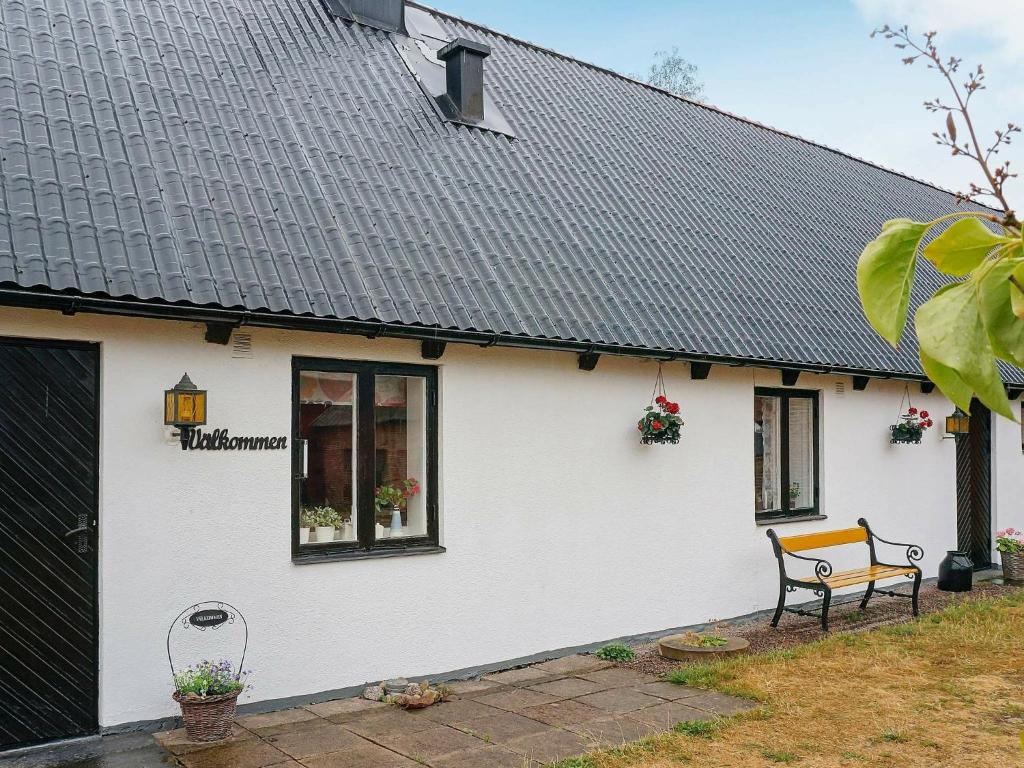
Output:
[
  {"xmin": 665, "ymin": 402, "xmax": 680, "ymax": 414},
  {"xmin": 655, "ymin": 395, "xmax": 667, "ymax": 405},
  {"xmin": 890, "ymin": 395, "xmax": 931, "ymax": 445}
]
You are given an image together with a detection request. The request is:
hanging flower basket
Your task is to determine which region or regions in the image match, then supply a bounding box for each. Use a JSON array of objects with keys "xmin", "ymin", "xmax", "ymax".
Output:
[
  {"xmin": 637, "ymin": 365, "xmax": 684, "ymax": 444},
  {"xmin": 889, "ymin": 388, "xmax": 933, "ymax": 445}
]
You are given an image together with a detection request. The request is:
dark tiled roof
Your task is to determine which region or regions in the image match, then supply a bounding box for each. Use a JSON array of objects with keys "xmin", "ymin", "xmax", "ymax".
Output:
[{"xmin": 1, "ymin": 0, "xmax": 1019, "ymax": 382}]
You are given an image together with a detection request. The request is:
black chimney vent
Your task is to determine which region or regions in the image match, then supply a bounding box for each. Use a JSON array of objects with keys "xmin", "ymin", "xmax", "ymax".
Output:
[
  {"xmin": 437, "ymin": 38, "xmax": 492, "ymax": 123},
  {"xmin": 323, "ymin": 0, "xmax": 406, "ymax": 34}
]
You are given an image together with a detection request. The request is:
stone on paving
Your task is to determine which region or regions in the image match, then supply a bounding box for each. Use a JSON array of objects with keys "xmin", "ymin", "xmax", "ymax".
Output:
[
  {"xmin": 374, "ymin": 724, "xmax": 486, "ymax": 762},
  {"xmin": 574, "ymin": 687, "xmax": 664, "ymax": 715},
  {"xmin": 629, "ymin": 701, "xmax": 715, "ymax": 729},
  {"xmin": 264, "ymin": 722, "xmax": 368, "ymax": 760},
  {"xmin": 299, "ymin": 741, "xmax": 422, "ymax": 768},
  {"xmin": 420, "ymin": 697, "xmax": 503, "ymax": 725},
  {"xmin": 504, "ymin": 728, "xmax": 593, "ymax": 763},
  {"xmin": 154, "ymin": 725, "xmax": 255, "ymax": 755},
  {"xmin": 236, "ymin": 707, "xmax": 320, "ymax": 731},
  {"xmin": 443, "ymin": 679, "xmax": 502, "ymax": 696},
  {"xmin": 633, "ymin": 681, "xmax": 703, "ymax": 701},
  {"xmin": 578, "ymin": 667, "xmax": 658, "ymax": 688},
  {"xmin": 305, "ymin": 696, "xmax": 387, "ymax": 719},
  {"xmin": 527, "ymin": 676, "xmax": 608, "ymax": 698},
  {"xmin": 519, "ymin": 698, "xmax": 607, "ymax": 727},
  {"xmin": 475, "ymin": 687, "xmax": 561, "ymax": 712},
  {"xmin": 531, "ymin": 654, "xmax": 612, "ymax": 675},
  {"xmin": 335, "ymin": 708, "xmax": 438, "ymax": 737},
  {"xmin": 567, "ymin": 716, "xmax": 661, "ymax": 748},
  {"xmin": 430, "ymin": 745, "xmax": 538, "ymax": 768},
  {"xmin": 174, "ymin": 739, "xmax": 288, "ymax": 768},
  {"xmin": 481, "ymin": 666, "xmax": 553, "ymax": 685},
  {"xmin": 452, "ymin": 710, "xmax": 552, "ymax": 743},
  {"xmin": 683, "ymin": 690, "xmax": 759, "ymax": 716}
]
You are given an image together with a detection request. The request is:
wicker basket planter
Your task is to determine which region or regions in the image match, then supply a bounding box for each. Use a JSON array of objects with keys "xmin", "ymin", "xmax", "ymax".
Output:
[
  {"xmin": 173, "ymin": 690, "xmax": 241, "ymax": 742},
  {"xmin": 1001, "ymin": 551, "xmax": 1024, "ymax": 582}
]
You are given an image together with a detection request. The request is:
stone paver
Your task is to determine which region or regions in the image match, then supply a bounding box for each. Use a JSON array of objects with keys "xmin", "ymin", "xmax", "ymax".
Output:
[
  {"xmin": 684, "ymin": 690, "xmax": 759, "ymax": 716},
  {"xmin": 519, "ymin": 698, "xmax": 606, "ymax": 727},
  {"xmin": 578, "ymin": 666, "xmax": 659, "ymax": 688},
  {"xmin": 532, "ymin": 654, "xmax": 612, "ymax": 675},
  {"xmin": 431, "ymin": 745, "xmax": 538, "ymax": 768},
  {"xmin": 504, "ymin": 728, "xmax": 593, "ymax": 763},
  {"xmin": 629, "ymin": 701, "xmax": 715, "ymax": 729},
  {"xmin": 474, "ymin": 687, "xmax": 560, "ymax": 712},
  {"xmin": 150, "ymin": 653, "xmax": 755, "ymax": 768},
  {"xmin": 574, "ymin": 687, "xmax": 665, "ymax": 714},
  {"xmin": 236, "ymin": 708, "xmax": 320, "ymax": 732},
  {"xmin": 305, "ymin": 697, "xmax": 387, "ymax": 718},
  {"xmin": 481, "ymin": 666, "xmax": 553, "ymax": 685},
  {"xmin": 374, "ymin": 725, "xmax": 485, "ymax": 762},
  {"xmin": 527, "ymin": 676, "xmax": 608, "ymax": 698},
  {"xmin": 300, "ymin": 743, "xmax": 421, "ymax": 767},
  {"xmin": 264, "ymin": 722, "xmax": 367, "ymax": 760},
  {"xmin": 452, "ymin": 710, "xmax": 551, "ymax": 743},
  {"xmin": 174, "ymin": 739, "xmax": 288, "ymax": 768},
  {"xmin": 567, "ymin": 715, "xmax": 660, "ymax": 747}
]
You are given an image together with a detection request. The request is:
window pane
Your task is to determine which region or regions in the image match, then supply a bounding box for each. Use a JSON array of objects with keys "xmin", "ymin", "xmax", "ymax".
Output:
[
  {"xmin": 787, "ymin": 397, "xmax": 814, "ymax": 511},
  {"xmin": 374, "ymin": 375, "xmax": 427, "ymax": 539},
  {"xmin": 298, "ymin": 371, "xmax": 357, "ymax": 544},
  {"xmin": 755, "ymin": 395, "xmax": 781, "ymax": 513}
]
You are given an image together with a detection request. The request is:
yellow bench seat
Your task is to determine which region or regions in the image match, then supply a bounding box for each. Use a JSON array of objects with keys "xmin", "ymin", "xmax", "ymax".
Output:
[{"xmin": 798, "ymin": 564, "xmax": 918, "ymax": 590}]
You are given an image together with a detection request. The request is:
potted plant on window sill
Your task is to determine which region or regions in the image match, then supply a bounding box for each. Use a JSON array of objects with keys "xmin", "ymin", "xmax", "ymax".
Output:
[
  {"xmin": 996, "ymin": 528, "xmax": 1024, "ymax": 581},
  {"xmin": 375, "ymin": 479, "xmax": 420, "ymax": 538},
  {"xmin": 172, "ymin": 659, "xmax": 249, "ymax": 742},
  {"xmin": 298, "ymin": 507, "xmax": 315, "ymax": 545},
  {"xmin": 307, "ymin": 505, "xmax": 341, "ymax": 544}
]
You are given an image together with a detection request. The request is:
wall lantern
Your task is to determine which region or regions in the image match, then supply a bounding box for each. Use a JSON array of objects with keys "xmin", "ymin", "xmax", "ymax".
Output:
[
  {"xmin": 164, "ymin": 373, "xmax": 207, "ymax": 450},
  {"xmin": 944, "ymin": 407, "xmax": 970, "ymax": 441}
]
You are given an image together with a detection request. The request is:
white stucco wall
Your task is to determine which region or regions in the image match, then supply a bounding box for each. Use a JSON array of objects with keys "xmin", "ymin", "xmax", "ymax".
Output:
[
  {"xmin": 1, "ymin": 307, "xmax": 1018, "ymax": 728},
  {"xmin": 992, "ymin": 402, "xmax": 1024, "ymax": 556}
]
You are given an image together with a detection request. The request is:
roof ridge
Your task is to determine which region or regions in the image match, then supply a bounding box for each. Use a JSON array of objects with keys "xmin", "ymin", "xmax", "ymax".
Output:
[{"xmin": 408, "ymin": 0, "xmax": 993, "ymax": 209}]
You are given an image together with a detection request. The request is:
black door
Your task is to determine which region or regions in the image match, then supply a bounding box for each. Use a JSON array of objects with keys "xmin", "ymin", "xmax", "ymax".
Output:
[
  {"xmin": 0, "ymin": 339, "xmax": 99, "ymax": 749},
  {"xmin": 956, "ymin": 400, "xmax": 992, "ymax": 569}
]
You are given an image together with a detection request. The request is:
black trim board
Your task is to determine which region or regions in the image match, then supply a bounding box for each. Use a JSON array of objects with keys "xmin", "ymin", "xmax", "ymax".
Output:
[{"xmin": 0, "ymin": 287, "xmax": 968, "ymax": 385}]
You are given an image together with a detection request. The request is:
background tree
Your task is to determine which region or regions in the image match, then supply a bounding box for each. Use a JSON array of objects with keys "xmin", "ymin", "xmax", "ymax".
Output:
[
  {"xmin": 634, "ymin": 47, "xmax": 704, "ymax": 99},
  {"xmin": 857, "ymin": 26, "xmax": 1023, "ymax": 420}
]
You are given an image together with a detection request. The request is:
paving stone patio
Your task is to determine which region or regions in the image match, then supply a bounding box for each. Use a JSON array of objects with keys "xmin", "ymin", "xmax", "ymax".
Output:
[{"xmin": 153, "ymin": 655, "xmax": 756, "ymax": 767}]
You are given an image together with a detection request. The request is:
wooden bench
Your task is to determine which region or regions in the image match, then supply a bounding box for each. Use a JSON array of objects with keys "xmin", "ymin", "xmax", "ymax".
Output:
[{"xmin": 766, "ymin": 518, "xmax": 923, "ymax": 631}]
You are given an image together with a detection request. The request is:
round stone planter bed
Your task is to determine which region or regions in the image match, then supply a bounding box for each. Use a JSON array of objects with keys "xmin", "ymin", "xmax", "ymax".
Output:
[{"xmin": 658, "ymin": 634, "xmax": 749, "ymax": 662}]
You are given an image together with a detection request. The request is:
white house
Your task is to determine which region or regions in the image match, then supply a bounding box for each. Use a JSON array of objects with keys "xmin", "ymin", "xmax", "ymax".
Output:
[{"xmin": 0, "ymin": 0, "xmax": 1022, "ymax": 748}]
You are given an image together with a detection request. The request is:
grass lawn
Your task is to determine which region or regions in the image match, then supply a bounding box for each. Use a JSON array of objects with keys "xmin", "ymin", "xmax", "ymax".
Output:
[{"xmin": 553, "ymin": 589, "xmax": 1024, "ymax": 767}]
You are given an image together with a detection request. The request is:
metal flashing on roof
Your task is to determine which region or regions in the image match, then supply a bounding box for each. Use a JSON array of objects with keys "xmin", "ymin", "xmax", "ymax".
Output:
[
  {"xmin": 396, "ymin": 7, "xmax": 515, "ymax": 137},
  {"xmin": 323, "ymin": 0, "xmax": 406, "ymax": 33}
]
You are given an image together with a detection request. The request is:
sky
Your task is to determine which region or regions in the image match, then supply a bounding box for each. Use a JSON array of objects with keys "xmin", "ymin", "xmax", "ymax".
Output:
[{"xmin": 432, "ymin": 0, "xmax": 1024, "ymax": 210}]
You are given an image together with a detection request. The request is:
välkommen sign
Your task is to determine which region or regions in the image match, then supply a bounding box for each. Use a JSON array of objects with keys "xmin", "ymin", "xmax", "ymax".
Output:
[{"xmin": 182, "ymin": 427, "xmax": 287, "ymax": 451}]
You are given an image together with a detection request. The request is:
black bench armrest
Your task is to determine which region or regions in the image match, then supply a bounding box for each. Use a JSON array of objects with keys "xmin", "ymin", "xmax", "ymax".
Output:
[
  {"xmin": 857, "ymin": 518, "xmax": 923, "ymax": 568},
  {"xmin": 780, "ymin": 548, "xmax": 834, "ymax": 585}
]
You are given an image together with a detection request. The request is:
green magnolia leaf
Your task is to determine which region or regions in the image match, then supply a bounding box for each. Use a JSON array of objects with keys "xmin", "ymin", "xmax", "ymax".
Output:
[
  {"xmin": 857, "ymin": 219, "xmax": 929, "ymax": 346},
  {"xmin": 923, "ymin": 217, "xmax": 1012, "ymax": 277},
  {"xmin": 914, "ymin": 281, "xmax": 1014, "ymax": 419},
  {"xmin": 919, "ymin": 349, "xmax": 974, "ymax": 412},
  {"xmin": 1012, "ymin": 261, "xmax": 1024, "ymax": 320},
  {"xmin": 977, "ymin": 256, "xmax": 1024, "ymax": 368}
]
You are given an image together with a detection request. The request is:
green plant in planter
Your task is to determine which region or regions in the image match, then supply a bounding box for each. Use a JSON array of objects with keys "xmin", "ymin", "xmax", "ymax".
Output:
[
  {"xmin": 890, "ymin": 406, "xmax": 934, "ymax": 445},
  {"xmin": 595, "ymin": 643, "xmax": 636, "ymax": 662},
  {"xmin": 173, "ymin": 659, "xmax": 247, "ymax": 698},
  {"xmin": 304, "ymin": 505, "xmax": 342, "ymax": 528},
  {"xmin": 638, "ymin": 395, "xmax": 684, "ymax": 445},
  {"xmin": 995, "ymin": 528, "xmax": 1024, "ymax": 554},
  {"xmin": 375, "ymin": 478, "xmax": 420, "ymax": 510}
]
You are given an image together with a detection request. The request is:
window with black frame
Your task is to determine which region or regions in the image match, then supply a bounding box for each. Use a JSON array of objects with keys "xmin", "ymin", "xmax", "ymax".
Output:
[
  {"xmin": 754, "ymin": 388, "xmax": 819, "ymax": 520},
  {"xmin": 292, "ymin": 358, "xmax": 439, "ymax": 561}
]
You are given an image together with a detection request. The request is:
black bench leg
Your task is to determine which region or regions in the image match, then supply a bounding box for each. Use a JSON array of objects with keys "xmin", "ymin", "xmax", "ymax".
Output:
[
  {"xmin": 911, "ymin": 571, "xmax": 922, "ymax": 616},
  {"xmin": 859, "ymin": 581, "xmax": 875, "ymax": 611},
  {"xmin": 821, "ymin": 587, "xmax": 832, "ymax": 632},
  {"xmin": 771, "ymin": 584, "xmax": 786, "ymax": 628}
]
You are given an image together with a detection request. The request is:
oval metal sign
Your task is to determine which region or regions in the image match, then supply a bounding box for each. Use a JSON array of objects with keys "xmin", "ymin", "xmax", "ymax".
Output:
[{"xmin": 188, "ymin": 608, "xmax": 229, "ymax": 628}]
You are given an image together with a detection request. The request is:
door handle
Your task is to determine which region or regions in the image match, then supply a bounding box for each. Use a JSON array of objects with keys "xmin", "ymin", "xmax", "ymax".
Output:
[{"xmin": 64, "ymin": 526, "xmax": 90, "ymax": 539}]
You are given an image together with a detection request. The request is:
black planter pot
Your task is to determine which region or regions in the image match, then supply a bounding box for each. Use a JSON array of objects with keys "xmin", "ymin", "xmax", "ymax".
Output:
[{"xmin": 937, "ymin": 550, "xmax": 973, "ymax": 592}]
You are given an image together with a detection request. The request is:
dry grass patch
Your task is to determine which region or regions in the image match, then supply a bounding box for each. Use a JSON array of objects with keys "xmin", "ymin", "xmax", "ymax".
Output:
[{"xmin": 550, "ymin": 590, "xmax": 1024, "ymax": 767}]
